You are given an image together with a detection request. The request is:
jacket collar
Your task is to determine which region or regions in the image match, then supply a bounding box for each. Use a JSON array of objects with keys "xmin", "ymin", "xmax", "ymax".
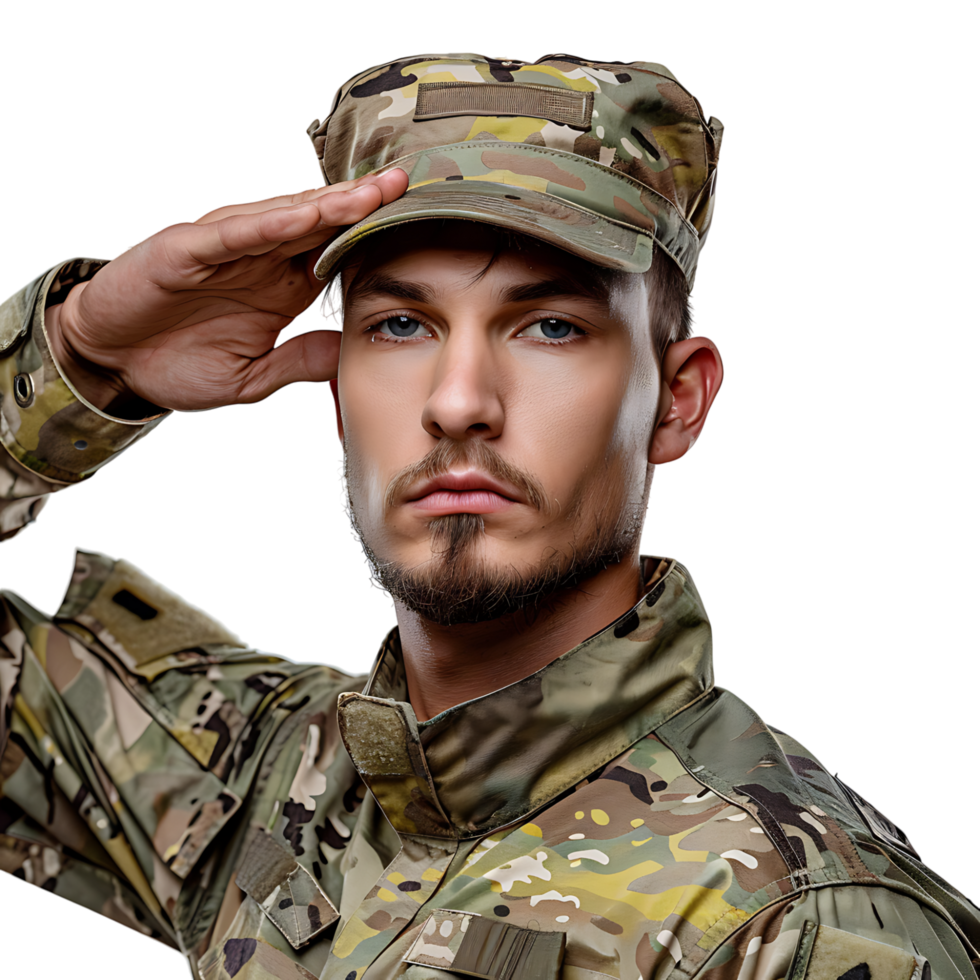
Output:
[{"xmin": 336, "ymin": 558, "xmax": 713, "ymax": 840}]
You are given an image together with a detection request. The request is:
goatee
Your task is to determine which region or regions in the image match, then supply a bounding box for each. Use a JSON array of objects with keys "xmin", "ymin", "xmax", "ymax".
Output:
[{"xmin": 348, "ymin": 440, "xmax": 641, "ymax": 627}]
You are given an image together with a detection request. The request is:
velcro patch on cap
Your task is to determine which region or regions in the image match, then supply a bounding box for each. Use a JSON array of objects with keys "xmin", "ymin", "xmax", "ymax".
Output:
[
  {"xmin": 414, "ymin": 82, "xmax": 593, "ymax": 130},
  {"xmin": 789, "ymin": 922, "xmax": 921, "ymax": 980},
  {"xmin": 405, "ymin": 909, "xmax": 565, "ymax": 980}
]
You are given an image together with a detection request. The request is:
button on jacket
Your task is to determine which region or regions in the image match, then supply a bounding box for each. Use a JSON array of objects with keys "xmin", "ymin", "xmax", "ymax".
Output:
[{"xmin": 1, "ymin": 267, "xmax": 978, "ymax": 980}]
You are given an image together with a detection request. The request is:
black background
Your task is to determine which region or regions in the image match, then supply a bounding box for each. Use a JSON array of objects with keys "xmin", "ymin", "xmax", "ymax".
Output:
[{"xmin": 0, "ymin": 38, "xmax": 975, "ymax": 980}]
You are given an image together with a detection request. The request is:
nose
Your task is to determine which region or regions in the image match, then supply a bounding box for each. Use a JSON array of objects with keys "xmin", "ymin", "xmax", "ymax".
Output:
[{"xmin": 421, "ymin": 331, "xmax": 505, "ymax": 441}]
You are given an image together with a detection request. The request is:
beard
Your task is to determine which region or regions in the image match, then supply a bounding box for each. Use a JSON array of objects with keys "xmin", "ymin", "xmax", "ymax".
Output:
[{"xmin": 347, "ymin": 440, "xmax": 643, "ymax": 627}]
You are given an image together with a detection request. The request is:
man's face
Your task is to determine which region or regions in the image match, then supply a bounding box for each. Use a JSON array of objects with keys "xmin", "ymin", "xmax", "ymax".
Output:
[{"xmin": 336, "ymin": 223, "xmax": 661, "ymax": 625}]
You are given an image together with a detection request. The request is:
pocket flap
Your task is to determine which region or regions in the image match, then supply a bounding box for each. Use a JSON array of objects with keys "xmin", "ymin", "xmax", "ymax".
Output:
[
  {"xmin": 237, "ymin": 826, "xmax": 339, "ymax": 950},
  {"xmin": 405, "ymin": 909, "xmax": 565, "ymax": 980}
]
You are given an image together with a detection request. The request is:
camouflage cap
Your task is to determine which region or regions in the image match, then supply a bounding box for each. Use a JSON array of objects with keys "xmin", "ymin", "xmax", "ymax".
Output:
[{"xmin": 308, "ymin": 54, "xmax": 723, "ymax": 290}]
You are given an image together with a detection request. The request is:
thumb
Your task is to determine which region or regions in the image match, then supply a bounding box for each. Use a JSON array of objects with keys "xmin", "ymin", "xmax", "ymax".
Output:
[{"xmin": 235, "ymin": 330, "xmax": 341, "ymax": 403}]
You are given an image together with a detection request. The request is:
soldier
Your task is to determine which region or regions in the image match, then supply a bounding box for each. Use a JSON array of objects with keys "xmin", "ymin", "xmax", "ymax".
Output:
[{"xmin": 1, "ymin": 54, "xmax": 977, "ymax": 980}]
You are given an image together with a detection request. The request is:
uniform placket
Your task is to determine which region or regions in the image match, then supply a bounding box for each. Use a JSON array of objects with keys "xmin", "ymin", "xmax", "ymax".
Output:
[{"xmin": 327, "ymin": 693, "xmax": 460, "ymax": 979}]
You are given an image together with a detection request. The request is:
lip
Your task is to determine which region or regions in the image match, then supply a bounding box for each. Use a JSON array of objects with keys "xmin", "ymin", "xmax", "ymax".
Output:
[{"xmin": 406, "ymin": 470, "xmax": 525, "ymax": 515}]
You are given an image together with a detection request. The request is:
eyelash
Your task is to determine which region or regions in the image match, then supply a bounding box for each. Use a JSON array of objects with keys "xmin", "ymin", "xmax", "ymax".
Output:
[{"xmin": 363, "ymin": 313, "xmax": 588, "ymax": 345}]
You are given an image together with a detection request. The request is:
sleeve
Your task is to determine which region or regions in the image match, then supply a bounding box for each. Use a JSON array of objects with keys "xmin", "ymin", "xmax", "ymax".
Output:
[
  {"xmin": 0, "ymin": 549, "xmax": 343, "ymax": 958},
  {"xmin": 695, "ymin": 885, "xmax": 978, "ymax": 980},
  {"xmin": 0, "ymin": 259, "xmax": 169, "ymax": 541}
]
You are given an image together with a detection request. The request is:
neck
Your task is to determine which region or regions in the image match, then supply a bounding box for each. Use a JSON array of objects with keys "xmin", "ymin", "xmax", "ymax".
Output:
[{"xmin": 395, "ymin": 553, "xmax": 643, "ymax": 722}]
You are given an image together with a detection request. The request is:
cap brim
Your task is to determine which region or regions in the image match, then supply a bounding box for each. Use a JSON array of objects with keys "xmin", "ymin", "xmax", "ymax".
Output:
[{"xmin": 313, "ymin": 180, "xmax": 655, "ymax": 282}]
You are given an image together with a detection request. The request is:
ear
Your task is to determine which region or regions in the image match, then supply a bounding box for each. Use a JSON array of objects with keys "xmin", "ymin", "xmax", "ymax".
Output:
[
  {"xmin": 649, "ymin": 337, "xmax": 723, "ymax": 465},
  {"xmin": 330, "ymin": 378, "xmax": 345, "ymax": 444}
]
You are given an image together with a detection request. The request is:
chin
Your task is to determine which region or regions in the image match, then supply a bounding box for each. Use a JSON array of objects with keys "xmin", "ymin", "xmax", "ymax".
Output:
[{"xmin": 369, "ymin": 519, "xmax": 637, "ymax": 627}]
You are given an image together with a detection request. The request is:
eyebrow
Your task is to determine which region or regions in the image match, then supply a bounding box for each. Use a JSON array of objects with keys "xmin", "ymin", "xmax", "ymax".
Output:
[{"xmin": 346, "ymin": 270, "xmax": 612, "ymax": 309}]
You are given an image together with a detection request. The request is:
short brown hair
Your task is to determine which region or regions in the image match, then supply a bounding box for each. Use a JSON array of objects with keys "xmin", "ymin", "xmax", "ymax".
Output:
[
  {"xmin": 596, "ymin": 245, "xmax": 698, "ymax": 364},
  {"xmin": 646, "ymin": 244, "xmax": 692, "ymax": 358}
]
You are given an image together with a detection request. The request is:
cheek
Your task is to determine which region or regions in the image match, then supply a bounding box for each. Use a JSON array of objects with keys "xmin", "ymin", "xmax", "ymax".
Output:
[
  {"xmin": 573, "ymin": 379, "xmax": 657, "ymax": 518},
  {"xmin": 342, "ymin": 372, "xmax": 416, "ymax": 444},
  {"xmin": 338, "ymin": 347, "xmax": 431, "ymax": 519},
  {"xmin": 508, "ymin": 352, "xmax": 650, "ymax": 500}
]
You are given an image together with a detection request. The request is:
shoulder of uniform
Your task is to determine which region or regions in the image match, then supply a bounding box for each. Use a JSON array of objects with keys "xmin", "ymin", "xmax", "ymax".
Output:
[
  {"xmin": 656, "ymin": 688, "xmax": 980, "ymax": 954},
  {"xmin": 656, "ymin": 687, "xmax": 909, "ymax": 870},
  {"xmin": 49, "ymin": 549, "xmax": 356, "ymax": 683},
  {"xmin": 52, "ymin": 549, "xmax": 244, "ymax": 670}
]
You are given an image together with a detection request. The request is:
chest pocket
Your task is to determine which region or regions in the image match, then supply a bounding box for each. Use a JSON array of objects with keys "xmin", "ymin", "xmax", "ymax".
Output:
[
  {"xmin": 789, "ymin": 922, "xmax": 925, "ymax": 980},
  {"xmin": 404, "ymin": 909, "xmax": 565, "ymax": 980},
  {"xmin": 236, "ymin": 825, "xmax": 340, "ymax": 950}
]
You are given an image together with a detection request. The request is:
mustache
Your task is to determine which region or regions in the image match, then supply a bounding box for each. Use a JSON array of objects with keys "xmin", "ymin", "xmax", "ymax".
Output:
[{"xmin": 383, "ymin": 439, "xmax": 548, "ymax": 514}]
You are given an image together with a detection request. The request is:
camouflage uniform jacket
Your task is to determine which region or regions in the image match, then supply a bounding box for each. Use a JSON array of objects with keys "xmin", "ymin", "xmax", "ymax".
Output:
[{"xmin": 1, "ymin": 265, "xmax": 979, "ymax": 980}]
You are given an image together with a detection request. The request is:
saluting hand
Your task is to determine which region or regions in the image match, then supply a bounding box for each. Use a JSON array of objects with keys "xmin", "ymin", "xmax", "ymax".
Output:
[{"xmin": 45, "ymin": 170, "xmax": 408, "ymax": 412}]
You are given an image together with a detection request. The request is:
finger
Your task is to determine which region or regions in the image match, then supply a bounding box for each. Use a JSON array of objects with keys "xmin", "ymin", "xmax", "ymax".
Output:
[
  {"xmin": 372, "ymin": 167, "xmax": 410, "ymax": 204},
  {"xmin": 274, "ymin": 170, "xmax": 411, "ymax": 259},
  {"xmin": 234, "ymin": 330, "xmax": 342, "ymax": 402},
  {"xmin": 195, "ymin": 171, "xmax": 405, "ymax": 225},
  {"xmin": 181, "ymin": 181, "xmax": 398, "ymax": 271},
  {"xmin": 196, "ymin": 180, "xmax": 365, "ymax": 224},
  {"xmin": 253, "ymin": 170, "xmax": 407, "ymax": 234},
  {"xmin": 306, "ymin": 168, "xmax": 409, "ymax": 203}
]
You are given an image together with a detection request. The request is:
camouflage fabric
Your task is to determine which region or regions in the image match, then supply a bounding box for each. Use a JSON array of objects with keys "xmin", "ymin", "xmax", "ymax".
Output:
[
  {"xmin": 2, "ymin": 545, "xmax": 979, "ymax": 980},
  {"xmin": 0, "ymin": 262, "xmax": 168, "ymax": 539},
  {"xmin": 1, "ymin": 273, "xmax": 979, "ymax": 978},
  {"xmin": 308, "ymin": 54, "xmax": 723, "ymax": 287}
]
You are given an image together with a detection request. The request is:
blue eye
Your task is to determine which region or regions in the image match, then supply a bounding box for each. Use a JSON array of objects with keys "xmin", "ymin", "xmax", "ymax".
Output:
[
  {"xmin": 376, "ymin": 316, "xmax": 430, "ymax": 340},
  {"xmin": 519, "ymin": 318, "xmax": 580, "ymax": 341}
]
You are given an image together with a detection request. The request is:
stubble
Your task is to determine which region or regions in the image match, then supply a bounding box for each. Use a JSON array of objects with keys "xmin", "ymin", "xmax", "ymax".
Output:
[{"xmin": 347, "ymin": 440, "xmax": 642, "ymax": 626}]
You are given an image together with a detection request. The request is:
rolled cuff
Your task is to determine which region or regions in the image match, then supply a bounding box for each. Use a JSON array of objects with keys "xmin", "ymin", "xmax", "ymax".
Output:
[{"xmin": 0, "ymin": 259, "xmax": 169, "ymax": 485}]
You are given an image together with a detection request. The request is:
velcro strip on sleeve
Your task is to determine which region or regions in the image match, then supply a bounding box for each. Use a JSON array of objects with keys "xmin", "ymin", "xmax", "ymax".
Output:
[{"xmin": 790, "ymin": 922, "xmax": 919, "ymax": 980}]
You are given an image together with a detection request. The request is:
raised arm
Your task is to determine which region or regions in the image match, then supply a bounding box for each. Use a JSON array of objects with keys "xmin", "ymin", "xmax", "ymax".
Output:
[{"xmin": 0, "ymin": 170, "xmax": 408, "ymax": 540}]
